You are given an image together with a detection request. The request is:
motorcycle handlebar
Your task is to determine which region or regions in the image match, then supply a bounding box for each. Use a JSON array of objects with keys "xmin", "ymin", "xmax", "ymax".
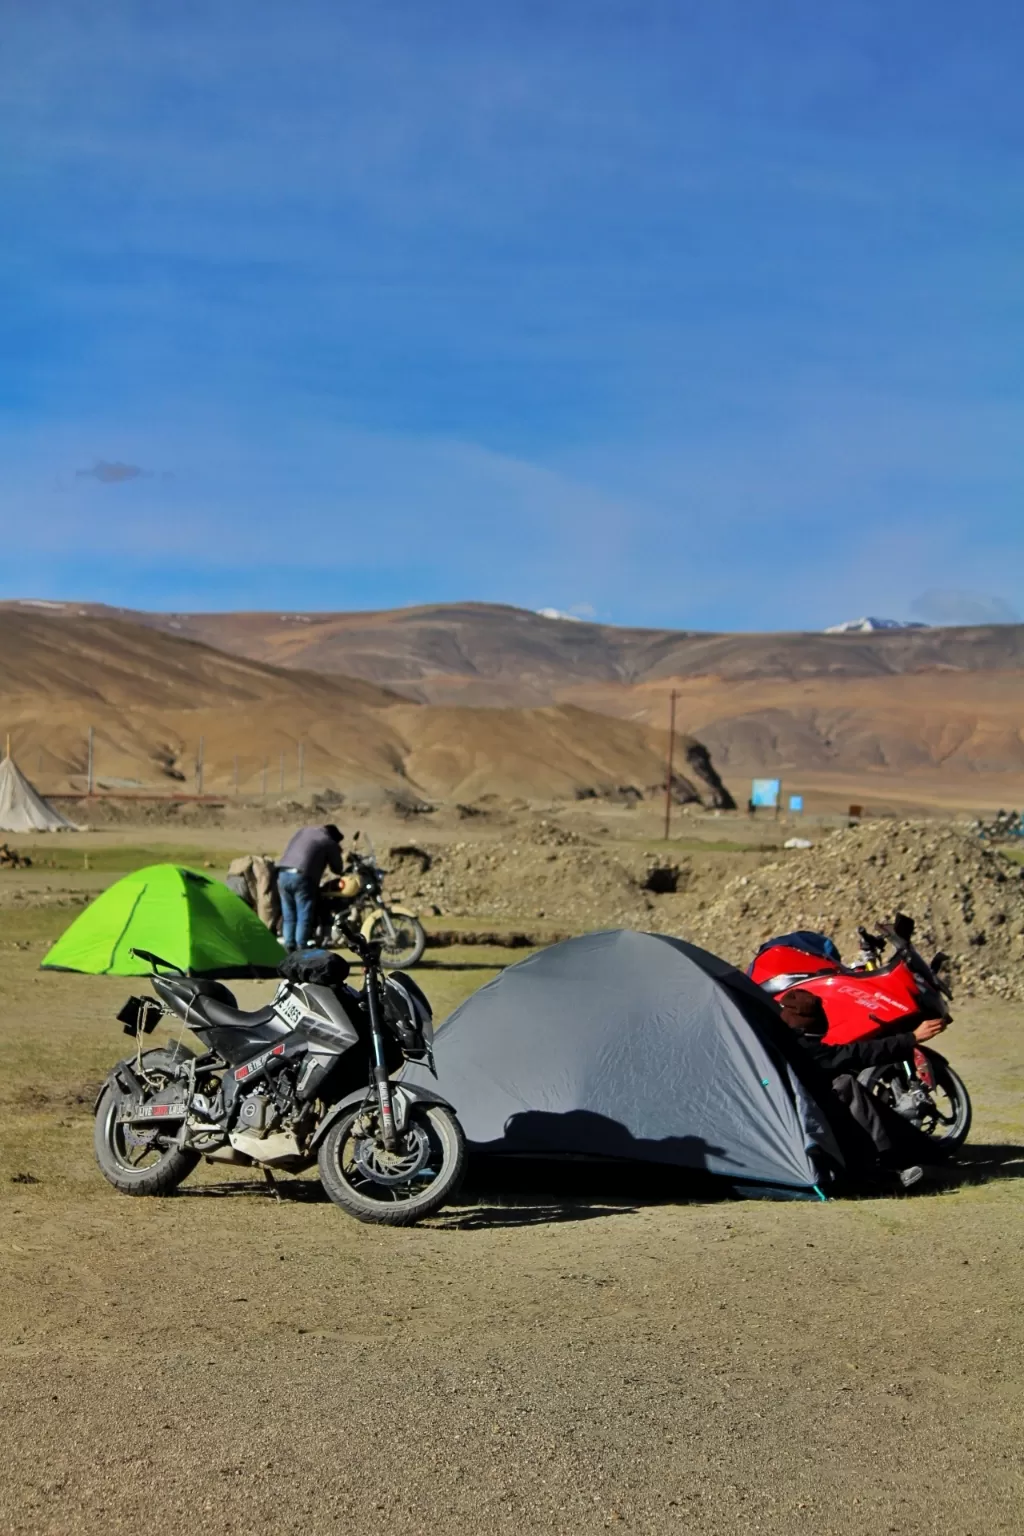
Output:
[
  {"xmin": 335, "ymin": 918, "xmax": 366, "ymax": 951},
  {"xmin": 333, "ymin": 919, "xmax": 383, "ymax": 970}
]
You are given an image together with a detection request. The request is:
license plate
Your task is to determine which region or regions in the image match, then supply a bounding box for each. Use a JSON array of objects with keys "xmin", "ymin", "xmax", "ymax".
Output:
[
  {"xmin": 275, "ymin": 994, "xmax": 308, "ymax": 1028},
  {"xmin": 119, "ymin": 1100, "xmax": 188, "ymax": 1122}
]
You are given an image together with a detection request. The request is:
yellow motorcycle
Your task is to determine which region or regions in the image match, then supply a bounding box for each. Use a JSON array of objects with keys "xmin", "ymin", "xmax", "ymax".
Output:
[{"xmin": 316, "ymin": 836, "xmax": 426, "ymax": 969}]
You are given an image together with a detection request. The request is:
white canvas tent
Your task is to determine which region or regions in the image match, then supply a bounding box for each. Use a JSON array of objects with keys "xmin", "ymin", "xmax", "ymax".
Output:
[{"xmin": 0, "ymin": 754, "xmax": 79, "ymax": 832}]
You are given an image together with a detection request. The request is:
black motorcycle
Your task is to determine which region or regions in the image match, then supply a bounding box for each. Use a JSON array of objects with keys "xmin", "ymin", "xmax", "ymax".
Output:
[{"xmin": 92, "ymin": 924, "xmax": 465, "ymax": 1225}]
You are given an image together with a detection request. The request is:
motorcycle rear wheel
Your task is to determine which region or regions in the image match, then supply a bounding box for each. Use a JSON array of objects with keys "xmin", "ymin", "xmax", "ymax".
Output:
[
  {"xmin": 94, "ymin": 1048, "xmax": 201, "ymax": 1196},
  {"xmin": 366, "ymin": 911, "xmax": 427, "ymax": 969},
  {"xmin": 317, "ymin": 1104, "xmax": 465, "ymax": 1225},
  {"xmin": 860, "ymin": 1054, "xmax": 971, "ymax": 1150}
]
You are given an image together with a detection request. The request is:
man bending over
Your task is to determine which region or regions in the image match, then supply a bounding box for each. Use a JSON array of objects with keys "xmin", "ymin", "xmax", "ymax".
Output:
[{"xmin": 277, "ymin": 823, "xmax": 344, "ymax": 950}]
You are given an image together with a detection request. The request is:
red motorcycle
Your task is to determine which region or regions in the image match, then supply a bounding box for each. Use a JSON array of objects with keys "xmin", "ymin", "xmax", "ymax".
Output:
[{"xmin": 749, "ymin": 913, "xmax": 971, "ymax": 1148}]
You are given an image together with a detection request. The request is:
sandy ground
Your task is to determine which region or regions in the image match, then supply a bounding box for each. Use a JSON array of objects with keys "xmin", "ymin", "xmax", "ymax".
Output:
[{"xmin": 0, "ymin": 827, "xmax": 1022, "ymax": 1535}]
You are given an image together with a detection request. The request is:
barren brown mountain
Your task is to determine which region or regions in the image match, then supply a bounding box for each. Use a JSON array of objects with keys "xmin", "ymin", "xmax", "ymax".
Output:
[
  {"xmin": 0, "ymin": 610, "xmax": 679, "ymax": 803},
  {"xmin": 19, "ymin": 598, "xmax": 1020, "ymax": 694},
  {"xmin": 6, "ymin": 600, "xmax": 1021, "ymax": 810}
]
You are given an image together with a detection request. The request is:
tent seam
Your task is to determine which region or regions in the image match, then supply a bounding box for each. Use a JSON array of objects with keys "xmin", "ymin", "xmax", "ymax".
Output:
[{"xmin": 106, "ymin": 883, "xmax": 149, "ymax": 974}]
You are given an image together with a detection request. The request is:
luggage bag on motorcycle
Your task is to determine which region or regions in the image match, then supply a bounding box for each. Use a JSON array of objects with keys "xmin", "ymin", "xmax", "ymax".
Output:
[{"xmin": 749, "ymin": 930, "xmax": 842, "ymax": 987}]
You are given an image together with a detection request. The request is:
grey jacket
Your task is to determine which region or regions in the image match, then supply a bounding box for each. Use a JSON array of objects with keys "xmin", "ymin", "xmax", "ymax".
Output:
[{"xmin": 278, "ymin": 825, "xmax": 343, "ymax": 885}]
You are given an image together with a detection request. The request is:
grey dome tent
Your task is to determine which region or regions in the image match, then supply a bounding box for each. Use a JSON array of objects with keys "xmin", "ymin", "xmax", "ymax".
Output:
[
  {"xmin": 0, "ymin": 753, "xmax": 78, "ymax": 832},
  {"xmin": 404, "ymin": 930, "xmax": 844, "ymax": 1195}
]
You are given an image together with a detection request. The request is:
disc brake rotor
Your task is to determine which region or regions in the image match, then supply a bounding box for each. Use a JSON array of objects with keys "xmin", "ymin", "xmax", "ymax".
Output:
[
  {"xmin": 352, "ymin": 1123, "xmax": 431, "ymax": 1185},
  {"xmin": 123, "ymin": 1124, "xmax": 158, "ymax": 1149}
]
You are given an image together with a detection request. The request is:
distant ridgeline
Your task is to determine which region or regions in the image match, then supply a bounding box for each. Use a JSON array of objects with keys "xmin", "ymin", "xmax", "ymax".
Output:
[{"xmin": 0, "ymin": 601, "xmax": 1022, "ymax": 805}]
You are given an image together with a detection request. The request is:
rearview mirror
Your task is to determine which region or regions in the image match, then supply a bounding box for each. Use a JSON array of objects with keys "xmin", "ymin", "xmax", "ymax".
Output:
[{"xmin": 893, "ymin": 912, "xmax": 915, "ymax": 942}]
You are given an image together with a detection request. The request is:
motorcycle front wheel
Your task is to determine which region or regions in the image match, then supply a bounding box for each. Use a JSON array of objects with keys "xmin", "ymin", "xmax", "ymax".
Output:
[
  {"xmin": 366, "ymin": 911, "xmax": 427, "ymax": 969},
  {"xmin": 317, "ymin": 1104, "xmax": 466, "ymax": 1225},
  {"xmin": 94, "ymin": 1047, "xmax": 201, "ymax": 1196},
  {"xmin": 860, "ymin": 1054, "xmax": 972, "ymax": 1150}
]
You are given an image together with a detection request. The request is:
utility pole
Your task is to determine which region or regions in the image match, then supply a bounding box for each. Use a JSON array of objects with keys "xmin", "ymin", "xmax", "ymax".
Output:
[
  {"xmin": 196, "ymin": 736, "xmax": 204, "ymax": 795},
  {"xmin": 87, "ymin": 726, "xmax": 95, "ymax": 797},
  {"xmin": 663, "ymin": 689, "xmax": 678, "ymax": 842},
  {"xmin": 298, "ymin": 741, "xmax": 305, "ymax": 791}
]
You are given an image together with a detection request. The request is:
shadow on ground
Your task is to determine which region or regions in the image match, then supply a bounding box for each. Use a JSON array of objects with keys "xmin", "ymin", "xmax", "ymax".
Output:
[
  {"xmin": 174, "ymin": 1143, "xmax": 1024, "ymax": 1224},
  {"xmin": 433, "ymin": 1155, "xmax": 733, "ymax": 1229},
  {"xmin": 176, "ymin": 1153, "xmax": 729, "ymax": 1222},
  {"xmin": 947, "ymin": 1141, "xmax": 1024, "ymax": 1182},
  {"xmin": 416, "ymin": 960, "xmax": 510, "ymax": 972}
]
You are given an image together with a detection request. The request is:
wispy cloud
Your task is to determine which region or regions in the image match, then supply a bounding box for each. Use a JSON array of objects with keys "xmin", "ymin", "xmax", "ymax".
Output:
[
  {"xmin": 911, "ymin": 590, "xmax": 1019, "ymax": 626},
  {"xmin": 75, "ymin": 460, "xmax": 149, "ymax": 483}
]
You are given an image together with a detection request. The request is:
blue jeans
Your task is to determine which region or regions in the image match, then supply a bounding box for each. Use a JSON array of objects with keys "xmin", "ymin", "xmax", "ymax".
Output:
[{"xmin": 278, "ymin": 869, "xmax": 316, "ymax": 950}]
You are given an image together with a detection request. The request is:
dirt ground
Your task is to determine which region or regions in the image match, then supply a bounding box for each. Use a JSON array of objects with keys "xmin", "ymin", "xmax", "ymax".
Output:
[{"xmin": 0, "ymin": 820, "xmax": 1022, "ymax": 1535}]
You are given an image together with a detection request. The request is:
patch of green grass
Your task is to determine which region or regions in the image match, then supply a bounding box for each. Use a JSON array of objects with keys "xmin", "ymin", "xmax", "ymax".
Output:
[
  {"xmin": 2, "ymin": 906, "xmax": 85, "ymax": 944},
  {"xmin": 999, "ymin": 846, "xmax": 1024, "ymax": 866},
  {"xmin": 8, "ymin": 843, "xmax": 247, "ymax": 873},
  {"xmin": 615, "ymin": 835, "xmax": 775, "ymax": 856}
]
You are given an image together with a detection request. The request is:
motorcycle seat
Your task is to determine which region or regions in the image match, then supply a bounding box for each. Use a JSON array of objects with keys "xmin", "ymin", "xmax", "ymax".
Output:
[
  {"xmin": 153, "ymin": 975, "xmax": 283, "ymax": 1032},
  {"xmin": 188, "ymin": 996, "xmax": 285, "ymax": 1032},
  {"xmin": 154, "ymin": 975, "xmax": 237, "ymax": 1010}
]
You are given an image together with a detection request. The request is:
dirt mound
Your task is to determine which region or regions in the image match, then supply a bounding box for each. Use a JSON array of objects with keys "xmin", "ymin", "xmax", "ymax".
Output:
[
  {"xmin": 384, "ymin": 829, "xmax": 657, "ymax": 929},
  {"xmin": 684, "ymin": 822, "xmax": 1024, "ymax": 1001},
  {"xmin": 49, "ymin": 796, "xmax": 229, "ymax": 829},
  {"xmin": 383, "ymin": 820, "xmax": 1024, "ymax": 1002}
]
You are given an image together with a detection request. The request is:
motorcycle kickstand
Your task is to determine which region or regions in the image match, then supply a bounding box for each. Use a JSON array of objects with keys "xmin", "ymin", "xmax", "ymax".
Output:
[{"xmin": 262, "ymin": 1168, "xmax": 282, "ymax": 1202}]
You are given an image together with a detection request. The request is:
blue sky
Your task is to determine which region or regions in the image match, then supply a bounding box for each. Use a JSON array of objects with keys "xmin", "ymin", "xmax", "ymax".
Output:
[{"xmin": 2, "ymin": 0, "xmax": 1022, "ymax": 629}]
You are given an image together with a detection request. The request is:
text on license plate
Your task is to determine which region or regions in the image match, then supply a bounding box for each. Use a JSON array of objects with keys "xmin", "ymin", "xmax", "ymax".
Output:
[
  {"xmin": 275, "ymin": 995, "xmax": 308, "ymax": 1027},
  {"xmin": 121, "ymin": 1101, "xmax": 188, "ymax": 1121}
]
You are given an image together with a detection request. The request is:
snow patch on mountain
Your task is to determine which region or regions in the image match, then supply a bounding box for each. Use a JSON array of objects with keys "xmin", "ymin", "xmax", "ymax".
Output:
[{"xmin": 825, "ymin": 616, "xmax": 930, "ymax": 634}]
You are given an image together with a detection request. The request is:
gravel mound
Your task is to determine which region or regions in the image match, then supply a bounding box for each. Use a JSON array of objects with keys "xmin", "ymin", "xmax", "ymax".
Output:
[
  {"xmin": 685, "ymin": 821, "xmax": 1024, "ymax": 1001},
  {"xmin": 387, "ymin": 819, "xmax": 1024, "ymax": 1002},
  {"xmin": 385, "ymin": 824, "xmax": 655, "ymax": 929}
]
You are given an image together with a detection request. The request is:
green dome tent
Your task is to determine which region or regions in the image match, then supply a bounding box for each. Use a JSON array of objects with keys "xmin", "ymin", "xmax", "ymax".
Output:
[{"xmin": 41, "ymin": 864, "xmax": 286, "ymax": 977}]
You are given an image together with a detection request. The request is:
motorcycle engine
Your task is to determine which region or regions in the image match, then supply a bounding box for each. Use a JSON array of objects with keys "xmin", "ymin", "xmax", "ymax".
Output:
[{"xmin": 237, "ymin": 1089, "xmax": 279, "ymax": 1137}]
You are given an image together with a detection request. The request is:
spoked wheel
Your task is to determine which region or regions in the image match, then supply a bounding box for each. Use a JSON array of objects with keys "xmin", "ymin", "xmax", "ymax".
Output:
[
  {"xmin": 860, "ymin": 1053, "xmax": 971, "ymax": 1151},
  {"xmin": 365, "ymin": 911, "xmax": 426, "ymax": 969},
  {"xmin": 94, "ymin": 1048, "xmax": 201, "ymax": 1196},
  {"xmin": 317, "ymin": 1104, "xmax": 465, "ymax": 1225}
]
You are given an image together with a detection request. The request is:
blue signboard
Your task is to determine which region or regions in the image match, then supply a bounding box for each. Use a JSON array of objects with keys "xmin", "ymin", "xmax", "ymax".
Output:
[
  {"xmin": 789, "ymin": 794, "xmax": 804, "ymax": 813},
  {"xmin": 750, "ymin": 778, "xmax": 781, "ymax": 809}
]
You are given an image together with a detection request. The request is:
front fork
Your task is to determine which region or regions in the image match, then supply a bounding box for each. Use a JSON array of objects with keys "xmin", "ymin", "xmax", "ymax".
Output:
[
  {"xmin": 364, "ymin": 969, "xmax": 398, "ymax": 1150},
  {"xmin": 372, "ymin": 904, "xmax": 399, "ymax": 944}
]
